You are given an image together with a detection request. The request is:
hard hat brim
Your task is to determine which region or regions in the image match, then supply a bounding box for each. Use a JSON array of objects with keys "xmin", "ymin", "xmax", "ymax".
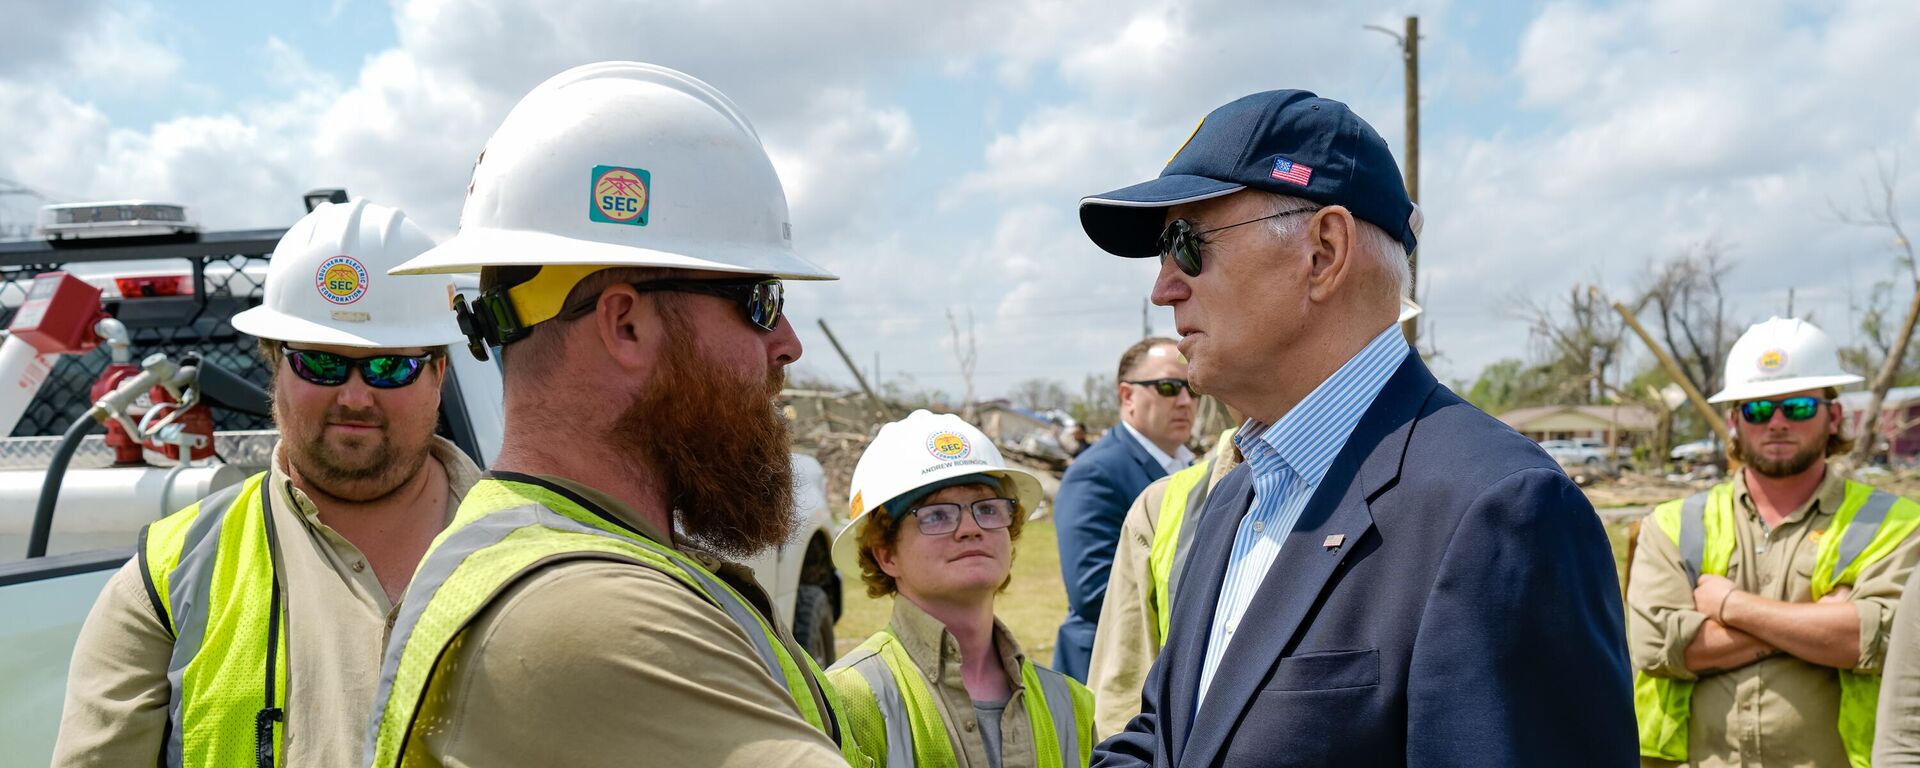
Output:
[
  {"xmin": 230, "ymin": 304, "xmax": 468, "ymax": 349},
  {"xmin": 388, "ymin": 227, "xmax": 838, "ymax": 281},
  {"xmin": 1707, "ymin": 374, "xmax": 1866, "ymax": 404},
  {"xmin": 829, "ymin": 466, "xmax": 1047, "ymax": 577}
]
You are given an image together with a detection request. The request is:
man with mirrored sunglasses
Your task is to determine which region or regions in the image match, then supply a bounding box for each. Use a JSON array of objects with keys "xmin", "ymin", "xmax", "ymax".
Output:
[
  {"xmin": 1052, "ymin": 337, "xmax": 1193, "ymax": 682},
  {"xmin": 55, "ymin": 199, "xmax": 480, "ymax": 768},
  {"xmin": 1630, "ymin": 316, "xmax": 1920, "ymax": 767}
]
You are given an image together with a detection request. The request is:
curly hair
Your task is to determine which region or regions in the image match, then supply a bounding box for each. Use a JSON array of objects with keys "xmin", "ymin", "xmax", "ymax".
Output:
[{"xmin": 856, "ymin": 482, "xmax": 1026, "ymax": 598}]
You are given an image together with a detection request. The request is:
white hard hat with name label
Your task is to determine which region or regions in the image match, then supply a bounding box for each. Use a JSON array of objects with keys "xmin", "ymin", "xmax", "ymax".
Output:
[
  {"xmin": 231, "ymin": 199, "xmax": 462, "ymax": 348},
  {"xmin": 831, "ymin": 410, "xmax": 1046, "ymax": 576},
  {"xmin": 1707, "ymin": 316, "xmax": 1863, "ymax": 403}
]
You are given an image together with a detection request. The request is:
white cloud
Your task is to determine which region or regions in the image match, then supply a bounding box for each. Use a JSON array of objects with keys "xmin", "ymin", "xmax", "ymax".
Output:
[{"xmin": 4, "ymin": 0, "xmax": 1918, "ymax": 402}]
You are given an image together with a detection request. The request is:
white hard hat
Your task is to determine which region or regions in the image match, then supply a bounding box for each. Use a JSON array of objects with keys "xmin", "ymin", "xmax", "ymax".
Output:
[
  {"xmin": 1707, "ymin": 316, "xmax": 1864, "ymax": 403},
  {"xmin": 230, "ymin": 200, "xmax": 463, "ymax": 348},
  {"xmin": 831, "ymin": 410, "xmax": 1046, "ymax": 576},
  {"xmin": 390, "ymin": 60, "xmax": 832, "ymax": 282}
]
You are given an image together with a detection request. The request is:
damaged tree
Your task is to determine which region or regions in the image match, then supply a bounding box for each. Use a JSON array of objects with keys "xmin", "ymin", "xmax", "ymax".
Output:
[{"xmin": 1835, "ymin": 157, "xmax": 1920, "ymax": 465}]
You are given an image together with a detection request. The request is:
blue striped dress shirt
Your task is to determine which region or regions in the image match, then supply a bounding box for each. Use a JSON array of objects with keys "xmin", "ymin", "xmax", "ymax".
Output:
[{"xmin": 1193, "ymin": 325, "xmax": 1411, "ymax": 707}]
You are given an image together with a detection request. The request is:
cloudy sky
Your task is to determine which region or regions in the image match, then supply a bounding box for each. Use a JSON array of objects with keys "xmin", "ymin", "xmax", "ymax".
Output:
[{"xmin": 3, "ymin": 0, "xmax": 1917, "ymax": 401}]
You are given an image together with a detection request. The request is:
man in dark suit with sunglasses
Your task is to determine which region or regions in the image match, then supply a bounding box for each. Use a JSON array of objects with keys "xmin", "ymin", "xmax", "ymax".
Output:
[
  {"xmin": 1053, "ymin": 337, "xmax": 1195, "ymax": 681},
  {"xmin": 1078, "ymin": 90, "xmax": 1635, "ymax": 767},
  {"xmin": 56, "ymin": 200, "xmax": 481, "ymax": 767}
]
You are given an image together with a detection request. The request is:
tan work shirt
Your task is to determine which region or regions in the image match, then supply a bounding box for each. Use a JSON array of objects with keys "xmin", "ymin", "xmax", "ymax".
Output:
[
  {"xmin": 881, "ymin": 597, "xmax": 1050, "ymax": 768},
  {"xmin": 1876, "ymin": 562, "xmax": 1920, "ymax": 764},
  {"xmin": 1628, "ymin": 469, "xmax": 1920, "ymax": 767},
  {"xmin": 53, "ymin": 437, "xmax": 479, "ymax": 767},
  {"xmin": 403, "ymin": 474, "xmax": 846, "ymax": 768},
  {"xmin": 1086, "ymin": 446, "xmax": 1237, "ymax": 739}
]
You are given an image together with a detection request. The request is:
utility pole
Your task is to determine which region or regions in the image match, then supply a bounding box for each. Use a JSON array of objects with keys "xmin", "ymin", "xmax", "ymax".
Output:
[
  {"xmin": 1142, "ymin": 297, "xmax": 1150, "ymax": 338},
  {"xmin": 1367, "ymin": 16, "xmax": 1420, "ymax": 345},
  {"xmin": 817, "ymin": 319, "xmax": 891, "ymax": 420}
]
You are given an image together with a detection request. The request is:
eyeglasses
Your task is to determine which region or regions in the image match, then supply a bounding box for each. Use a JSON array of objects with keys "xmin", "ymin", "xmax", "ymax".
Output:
[
  {"xmin": 1125, "ymin": 378, "xmax": 1192, "ymax": 398},
  {"xmin": 561, "ymin": 277, "xmax": 785, "ymax": 332},
  {"xmin": 1739, "ymin": 396, "xmax": 1827, "ymax": 424},
  {"xmin": 284, "ymin": 348, "xmax": 438, "ymax": 389},
  {"xmin": 906, "ymin": 498, "xmax": 1017, "ymax": 536},
  {"xmin": 1157, "ymin": 207, "xmax": 1319, "ymax": 277}
]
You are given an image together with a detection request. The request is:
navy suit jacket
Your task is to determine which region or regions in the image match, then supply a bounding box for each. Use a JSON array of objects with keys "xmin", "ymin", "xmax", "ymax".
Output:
[
  {"xmin": 1054, "ymin": 424, "xmax": 1169, "ymax": 680},
  {"xmin": 1094, "ymin": 355, "xmax": 1635, "ymax": 767}
]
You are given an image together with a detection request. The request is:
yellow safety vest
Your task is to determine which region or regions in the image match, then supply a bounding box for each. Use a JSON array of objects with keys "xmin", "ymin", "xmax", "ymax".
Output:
[
  {"xmin": 138, "ymin": 471, "xmax": 290, "ymax": 768},
  {"xmin": 365, "ymin": 473, "xmax": 863, "ymax": 766},
  {"xmin": 1146, "ymin": 428, "xmax": 1235, "ymax": 642},
  {"xmin": 827, "ymin": 627, "xmax": 1094, "ymax": 768},
  {"xmin": 1634, "ymin": 479, "xmax": 1920, "ymax": 767}
]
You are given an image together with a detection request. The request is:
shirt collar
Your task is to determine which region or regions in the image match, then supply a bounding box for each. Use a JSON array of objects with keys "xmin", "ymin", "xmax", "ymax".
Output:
[
  {"xmin": 1234, "ymin": 325, "xmax": 1410, "ymax": 485},
  {"xmin": 888, "ymin": 596, "xmax": 1027, "ymax": 690},
  {"xmin": 1733, "ymin": 466, "xmax": 1848, "ymax": 525},
  {"xmin": 271, "ymin": 435, "xmax": 483, "ymax": 527},
  {"xmin": 1120, "ymin": 419, "xmax": 1194, "ymax": 473}
]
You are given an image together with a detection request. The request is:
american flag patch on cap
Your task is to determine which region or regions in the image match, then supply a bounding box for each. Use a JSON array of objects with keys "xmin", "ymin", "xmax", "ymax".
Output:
[{"xmin": 1271, "ymin": 157, "xmax": 1313, "ymax": 186}]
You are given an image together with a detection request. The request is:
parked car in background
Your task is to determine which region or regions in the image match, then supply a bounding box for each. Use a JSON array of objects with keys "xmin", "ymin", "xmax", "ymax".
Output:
[{"xmin": 1671, "ymin": 437, "xmax": 1724, "ymax": 464}]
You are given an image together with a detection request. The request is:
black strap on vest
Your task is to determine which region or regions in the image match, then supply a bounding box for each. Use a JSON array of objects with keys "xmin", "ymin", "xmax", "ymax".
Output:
[{"xmin": 254, "ymin": 490, "xmax": 286, "ymax": 768}]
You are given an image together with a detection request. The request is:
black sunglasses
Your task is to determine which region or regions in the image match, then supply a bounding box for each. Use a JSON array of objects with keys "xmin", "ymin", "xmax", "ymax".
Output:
[
  {"xmin": 284, "ymin": 348, "xmax": 439, "ymax": 389},
  {"xmin": 1739, "ymin": 396, "xmax": 1827, "ymax": 424},
  {"xmin": 1126, "ymin": 377, "xmax": 1192, "ymax": 398},
  {"xmin": 1157, "ymin": 207, "xmax": 1319, "ymax": 277},
  {"xmin": 907, "ymin": 498, "xmax": 1017, "ymax": 536},
  {"xmin": 557, "ymin": 277, "xmax": 786, "ymax": 332}
]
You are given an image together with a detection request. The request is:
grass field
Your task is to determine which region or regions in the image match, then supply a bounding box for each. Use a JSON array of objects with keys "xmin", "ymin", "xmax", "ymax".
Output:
[{"xmin": 833, "ymin": 516, "xmax": 1642, "ymax": 660}]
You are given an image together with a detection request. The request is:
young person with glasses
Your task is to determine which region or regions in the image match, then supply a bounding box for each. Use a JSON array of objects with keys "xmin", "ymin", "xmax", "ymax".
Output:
[
  {"xmin": 1630, "ymin": 316, "xmax": 1920, "ymax": 767},
  {"xmin": 55, "ymin": 199, "xmax": 480, "ymax": 767},
  {"xmin": 828, "ymin": 410, "xmax": 1093, "ymax": 768}
]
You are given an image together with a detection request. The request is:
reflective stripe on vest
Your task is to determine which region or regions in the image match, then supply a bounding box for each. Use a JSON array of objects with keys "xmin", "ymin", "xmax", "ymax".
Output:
[
  {"xmin": 138, "ymin": 472, "xmax": 289, "ymax": 768},
  {"xmin": 1634, "ymin": 479, "xmax": 1920, "ymax": 766},
  {"xmin": 1147, "ymin": 455, "xmax": 1216, "ymax": 643},
  {"xmin": 365, "ymin": 476, "xmax": 854, "ymax": 767},
  {"xmin": 826, "ymin": 628, "xmax": 1094, "ymax": 768}
]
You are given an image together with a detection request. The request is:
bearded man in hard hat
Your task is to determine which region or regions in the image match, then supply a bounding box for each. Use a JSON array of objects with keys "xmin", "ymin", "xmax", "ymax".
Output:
[
  {"xmin": 1629, "ymin": 316, "xmax": 1920, "ymax": 767},
  {"xmin": 362, "ymin": 62, "xmax": 862, "ymax": 767},
  {"xmin": 53, "ymin": 199, "xmax": 479, "ymax": 767},
  {"xmin": 827, "ymin": 410, "xmax": 1094, "ymax": 767}
]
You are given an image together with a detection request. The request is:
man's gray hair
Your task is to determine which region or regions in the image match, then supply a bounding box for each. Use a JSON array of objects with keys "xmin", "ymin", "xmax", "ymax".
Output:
[{"xmin": 1264, "ymin": 192, "xmax": 1410, "ymax": 304}]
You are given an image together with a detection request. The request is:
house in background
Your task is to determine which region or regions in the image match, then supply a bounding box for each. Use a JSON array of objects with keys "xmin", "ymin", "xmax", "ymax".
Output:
[
  {"xmin": 1497, "ymin": 404, "xmax": 1659, "ymax": 448},
  {"xmin": 1839, "ymin": 386, "xmax": 1920, "ymax": 466}
]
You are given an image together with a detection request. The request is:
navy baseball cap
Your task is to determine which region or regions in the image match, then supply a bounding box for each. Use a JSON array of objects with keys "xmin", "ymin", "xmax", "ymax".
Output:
[{"xmin": 1080, "ymin": 89, "xmax": 1417, "ymax": 259}]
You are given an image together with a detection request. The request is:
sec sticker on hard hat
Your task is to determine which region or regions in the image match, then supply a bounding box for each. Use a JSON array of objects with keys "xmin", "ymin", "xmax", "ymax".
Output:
[
  {"xmin": 316, "ymin": 255, "xmax": 370, "ymax": 305},
  {"xmin": 590, "ymin": 165, "xmax": 651, "ymax": 226},
  {"xmin": 1758, "ymin": 348, "xmax": 1788, "ymax": 374},
  {"xmin": 927, "ymin": 431, "xmax": 973, "ymax": 461}
]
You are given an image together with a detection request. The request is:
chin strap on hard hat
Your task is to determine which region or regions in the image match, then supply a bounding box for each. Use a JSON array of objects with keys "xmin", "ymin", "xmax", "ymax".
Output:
[
  {"xmin": 451, "ymin": 293, "xmax": 507, "ymax": 362},
  {"xmin": 451, "ymin": 264, "xmax": 626, "ymax": 361}
]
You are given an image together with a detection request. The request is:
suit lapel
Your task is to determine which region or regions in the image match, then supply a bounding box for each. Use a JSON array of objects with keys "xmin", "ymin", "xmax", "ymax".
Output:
[
  {"xmin": 1113, "ymin": 423, "xmax": 1171, "ymax": 481},
  {"xmin": 1177, "ymin": 356, "xmax": 1440, "ymax": 768}
]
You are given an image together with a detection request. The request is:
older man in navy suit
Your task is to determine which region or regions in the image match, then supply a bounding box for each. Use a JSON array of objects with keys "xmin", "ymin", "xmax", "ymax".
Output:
[
  {"xmin": 1053, "ymin": 337, "xmax": 1196, "ymax": 681},
  {"xmin": 1078, "ymin": 90, "xmax": 1635, "ymax": 766}
]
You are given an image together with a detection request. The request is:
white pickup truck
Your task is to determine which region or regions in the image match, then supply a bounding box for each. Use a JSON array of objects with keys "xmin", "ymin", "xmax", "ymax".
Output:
[{"xmin": 0, "ymin": 213, "xmax": 845, "ymax": 763}]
